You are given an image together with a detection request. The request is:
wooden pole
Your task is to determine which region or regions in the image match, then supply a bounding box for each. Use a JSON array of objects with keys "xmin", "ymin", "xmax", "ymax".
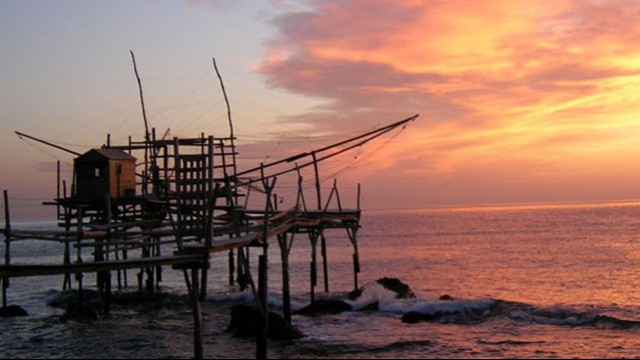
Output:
[
  {"xmin": 212, "ymin": 58, "xmax": 239, "ymax": 203},
  {"xmin": 278, "ymin": 234, "xmax": 292, "ymax": 324},
  {"xmin": 103, "ymin": 195, "xmax": 112, "ymax": 318},
  {"xmin": 312, "ymin": 152, "xmax": 321, "ymax": 211},
  {"xmin": 309, "ymin": 232, "xmax": 318, "ymax": 304},
  {"xmin": 130, "ymin": 50, "xmax": 151, "ymax": 196},
  {"xmin": 190, "ymin": 267, "xmax": 204, "ymax": 359},
  {"xmin": 257, "ymin": 254, "xmax": 268, "ymax": 359},
  {"xmin": 62, "ymin": 181, "xmax": 71, "ymax": 290},
  {"xmin": 76, "ymin": 206, "xmax": 84, "ymax": 305},
  {"xmin": 199, "ymin": 136, "xmax": 215, "ymax": 301},
  {"xmin": 347, "ymin": 227, "xmax": 360, "ymax": 292},
  {"xmin": 56, "ymin": 161, "xmax": 60, "ymax": 220},
  {"xmin": 228, "ymin": 249, "xmax": 235, "ymax": 286},
  {"xmin": 14, "ymin": 131, "xmax": 81, "ymax": 156},
  {"xmin": 3, "ymin": 190, "xmax": 11, "ymax": 308},
  {"xmin": 321, "ymin": 233, "xmax": 329, "ymax": 293}
]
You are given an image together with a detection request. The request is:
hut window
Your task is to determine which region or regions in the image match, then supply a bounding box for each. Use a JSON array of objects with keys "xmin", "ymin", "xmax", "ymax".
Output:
[{"xmin": 94, "ymin": 167, "xmax": 101, "ymax": 178}]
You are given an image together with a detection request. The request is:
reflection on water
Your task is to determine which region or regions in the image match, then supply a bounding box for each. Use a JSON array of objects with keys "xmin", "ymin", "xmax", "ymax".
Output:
[{"xmin": 2, "ymin": 201, "xmax": 640, "ymax": 358}]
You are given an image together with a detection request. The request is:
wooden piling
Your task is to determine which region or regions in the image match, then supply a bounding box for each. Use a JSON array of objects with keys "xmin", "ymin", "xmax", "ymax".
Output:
[
  {"xmin": 75, "ymin": 207, "xmax": 84, "ymax": 305},
  {"xmin": 309, "ymin": 232, "xmax": 318, "ymax": 304},
  {"xmin": 190, "ymin": 267, "xmax": 204, "ymax": 359},
  {"xmin": 3, "ymin": 190, "xmax": 11, "ymax": 308},
  {"xmin": 278, "ymin": 233, "xmax": 293, "ymax": 324},
  {"xmin": 62, "ymin": 181, "xmax": 72, "ymax": 290},
  {"xmin": 321, "ymin": 233, "xmax": 329, "ymax": 293},
  {"xmin": 228, "ymin": 249, "xmax": 234, "ymax": 286},
  {"xmin": 256, "ymin": 254, "xmax": 268, "ymax": 359}
]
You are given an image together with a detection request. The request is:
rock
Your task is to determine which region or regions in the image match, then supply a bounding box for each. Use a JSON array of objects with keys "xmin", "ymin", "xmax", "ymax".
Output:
[
  {"xmin": 228, "ymin": 304, "xmax": 303, "ymax": 341},
  {"xmin": 401, "ymin": 311, "xmax": 449, "ymax": 323},
  {"xmin": 357, "ymin": 301, "xmax": 379, "ymax": 312},
  {"xmin": 376, "ymin": 277, "xmax": 416, "ymax": 299},
  {"xmin": 439, "ymin": 294, "xmax": 454, "ymax": 301},
  {"xmin": 47, "ymin": 289, "xmax": 102, "ymax": 309},
  {"xmin": 346, "ymin": 288, "xmax": 362, "ymax": 301},
  {"xmin": 0, "ymin": 305, "xmax": 28, "ymax": 317},
  {"xmin": 293, "ymin": 299, "xmax": 352, "ymax": 316},
  {"xmin": 61, "ymin": 304, "xmax": 98, "ymax": 322}
]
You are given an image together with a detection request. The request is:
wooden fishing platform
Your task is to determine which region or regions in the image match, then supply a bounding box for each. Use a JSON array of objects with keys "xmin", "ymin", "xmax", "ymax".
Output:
[{"xmin": 1, "ymin": 53, "xmax": 417, "ymax": 359}]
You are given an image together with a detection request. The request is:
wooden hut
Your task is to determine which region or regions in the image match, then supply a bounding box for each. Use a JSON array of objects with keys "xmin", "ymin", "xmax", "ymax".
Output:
[{"xmin": 74, "ymin": 149, "xmax": 136, "ymax": 200}]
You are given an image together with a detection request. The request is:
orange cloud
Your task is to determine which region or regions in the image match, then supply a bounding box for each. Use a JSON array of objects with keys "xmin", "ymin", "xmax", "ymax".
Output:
[{"xmin": 258, "ymin": 0, "xmax": 640, "ymax": 206}]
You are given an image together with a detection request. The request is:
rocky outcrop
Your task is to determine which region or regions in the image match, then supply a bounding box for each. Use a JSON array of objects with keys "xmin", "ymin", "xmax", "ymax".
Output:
[
  {"xmin": 228, "ymin": 304, "xmax": 303, "ymax": 341},
  {"xmin": 61, "ymin": 304, "xmax": 98, "ymax": 322},
  {"xmin": 376, "ymin": 277, "xmax": 416, "ymax": 299},
  {"xmin": 0, "ymin": 305, "xmax": 28, "ymax": 317},
  {"xmin": 293, "ymin": 299, "xmax": 353, "ymax": 315}
]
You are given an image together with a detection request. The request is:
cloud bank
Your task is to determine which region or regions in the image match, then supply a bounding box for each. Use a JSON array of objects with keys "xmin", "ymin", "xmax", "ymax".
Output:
[{"xmin": 256, "ymin": 0, "xmax": 640, "ymax": 207}]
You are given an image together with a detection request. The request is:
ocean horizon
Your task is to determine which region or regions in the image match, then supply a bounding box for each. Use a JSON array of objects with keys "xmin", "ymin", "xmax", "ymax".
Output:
[{"xmin": 2, "ymin": 200, "xmax": 640, "ymax": 358}]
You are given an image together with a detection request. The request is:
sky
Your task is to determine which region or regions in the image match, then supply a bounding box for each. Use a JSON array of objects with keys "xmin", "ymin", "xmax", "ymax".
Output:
[{"xmin": 2, "ymin": 0, "xmax": 640, "ymax": 219}]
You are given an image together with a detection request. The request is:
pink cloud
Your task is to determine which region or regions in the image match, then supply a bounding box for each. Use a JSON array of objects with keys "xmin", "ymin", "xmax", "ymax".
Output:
[{"xmin": 255, "ymin": 0, "xmax": 640, "ymax": 206}]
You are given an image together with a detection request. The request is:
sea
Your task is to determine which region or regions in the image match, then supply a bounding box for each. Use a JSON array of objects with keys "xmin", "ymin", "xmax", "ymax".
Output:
[{"xmin": 2, "ymin": 200, "xmax": 640, "ymax": 358}]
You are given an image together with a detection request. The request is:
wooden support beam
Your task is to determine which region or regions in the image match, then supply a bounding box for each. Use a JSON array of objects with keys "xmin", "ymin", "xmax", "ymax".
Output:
[
  {"xmin": 309, "ymin": 231, "xmax": 318, "ymax": 304},
  {"xmin": 0, "ymin": 254, "xmax": 204, "ymax": 278},
  {"xmin": 256, "ymin": 254, "xmax": 268, "ymax": 359},
  {"xmin": 3, "ymin": 190, "xmax": 11, "ymax": 308},
  {"xmin": 278, "ymin": 233, "xmax": 294, "ymax": 324},
  {"xmin": 190, "ymin": 267, "xmax": 204, "ymax": 359},
  {"xmin": 321, "ymin": 233, "xmax": 329, "ymax": 293}
]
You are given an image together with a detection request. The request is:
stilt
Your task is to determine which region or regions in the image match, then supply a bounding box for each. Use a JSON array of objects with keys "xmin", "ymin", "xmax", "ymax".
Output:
[
  {"xmin": 257, "ymin": 254, "xmax": 268, "ymax": 359},
  {"xmin": 3, "ymin": 190, "xmax": 11, "ymax": 309},
  {"xmin": 103, "ymin": 271, "xmax": 112, "ymax": 319},
  {"xmin": 62, "ymin": 181, "xmax": 72, "ymax": 290},
  {"xmin": 122, "ymin": 248, "xmax": 129, "ymax": 288},
  {"xmin": 309, "ymin": 232, "xmax": 318, "ymax": 304},
  {"xmin": 347, "ymin": 226, "xmax": 360, "ymax": 291},
  {"xmin": 75, "ymin": 207, "xmax": 84, "ymax": 305},
  {"xmin": 228, "ymin": 249, "xmax": 235, "ymax": 286},
  {"xmin": 320, "ymin": 233, "xmax": 329, "ymax": 293},
  {"xmin": 190, "ymin": 267, "xmax": 203, "ymax": 359},
  {"xmin": 278, "ymin": 233, "xmax": 293, "ymax": 324}
]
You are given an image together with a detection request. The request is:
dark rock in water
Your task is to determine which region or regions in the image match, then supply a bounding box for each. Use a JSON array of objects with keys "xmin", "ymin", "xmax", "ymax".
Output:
[
  {"xmin": 439, "ymin": 294, "xmax": 454, "ymax": 301},
  {"xmin": 0, "ymin": 305, "xmax": 28, "ymax": 317},
  {"xmin": 376, "ymin": 277, "xmax": 416, "ymax": 299},
  {"xmin": 402, "ymin": 311, "xmax": 433, "ymax": 323},
  {"xmin": 228, "ymin": 304, "xmax": 303, "ymax": 341},
  {"xmin": 402, "ymin": 310, "xmax": 452, "ymax": 323},
  {"xmin": 357, "ymin": 301, "xmax": 379, "ymax": 312},
  {"xmin": 61, "ymin": 304, "xmax": 98, "ymax": 322},
  {"xmin": 346, "ymin": 288, "xmax": 362, "ymax": 301},
  {"xmin": 47, "ymin": 289, "xmax": 102, "ymax": 309},
  {"xmin": 293, "ymin": 299, "xmax": 353, "ymax": 316}
]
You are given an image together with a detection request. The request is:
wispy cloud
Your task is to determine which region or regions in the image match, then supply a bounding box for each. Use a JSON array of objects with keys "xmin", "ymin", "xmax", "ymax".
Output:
[{"xmin": 256, "ymin": 0, "xmax": 640, "ymax": 205}]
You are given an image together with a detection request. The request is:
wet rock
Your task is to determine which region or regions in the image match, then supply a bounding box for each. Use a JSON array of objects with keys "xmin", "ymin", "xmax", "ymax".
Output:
[
  {"xmin": 346, "ymin": 288, "xmax": 362, "ymax": 301},
  {"xmin": 228, "ymin": 304, "xmax": 303, "ymax": 341},
  {"xmin": 47, "ymin": 289, "xmax": 102, "ymax": 309},
  {"xmin": 61, "ymin": 304, "xmax": 98, "ymax": 322},
  {"xmin": 376, "ymin": 277, "xmax": 416, "ymax": 299},
  {"xmin": 357, "ymin": 301, "xmax": 379, "ymax": 312},
  {"xmin": 293, "ymin": 299, "xmax": 353, "ymax": 315},
  {"xmin": 348, "ymin": 277, "xmax": 415, "ymax": 301},
  {"xmin": 0, "ymin": 305, "xmax": 28, "ymax": 317},
  {"xmin": 401, "ymin": 311, "xmax": 450, "ymax": 323}
]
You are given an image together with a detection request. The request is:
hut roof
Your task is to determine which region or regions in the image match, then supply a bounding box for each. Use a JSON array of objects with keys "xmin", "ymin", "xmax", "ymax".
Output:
[{"xmin": 76, "ymin": 148, "xmax": 136, "ymax": 162}]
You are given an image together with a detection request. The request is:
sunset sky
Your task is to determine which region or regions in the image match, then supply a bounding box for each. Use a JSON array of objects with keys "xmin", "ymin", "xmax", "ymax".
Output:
[{"xmin": 2, "ymin": 0, "xmax": 640, "ymax": 219}]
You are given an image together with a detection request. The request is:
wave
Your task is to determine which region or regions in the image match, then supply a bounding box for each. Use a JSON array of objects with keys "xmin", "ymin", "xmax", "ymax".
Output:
[
  {"xmin": 398, "ymin": 298, "xmax": 640, "ymax": 330},
  {"xmin": 326, "ymin": 279, "xmax": 640, "ymax": 331}
]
